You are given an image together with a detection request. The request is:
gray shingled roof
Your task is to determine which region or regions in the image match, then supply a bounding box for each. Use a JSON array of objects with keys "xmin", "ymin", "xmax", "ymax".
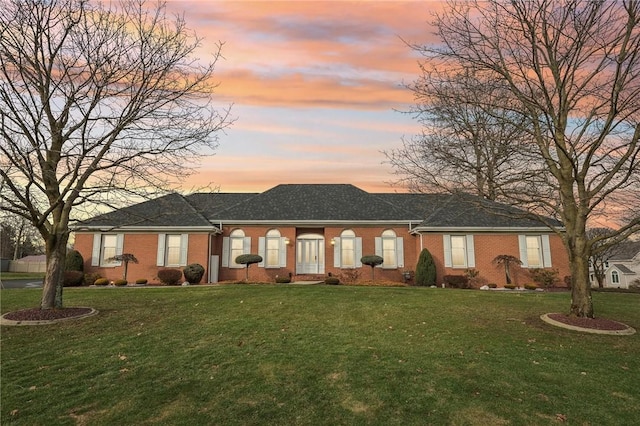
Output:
[
  {"xmin": 610, "ymin": 241, "xmax": 640, "ymax": 261},
  {"xmin": 76, "ymin": 193, "xmax": 213, "ymax": 228},
  {"xmin": 612, "ymin": 264, "xmax": 636, "ymax": 274},
  {"xmin": 74, "ymin": 184, "xmax": 560, "ymax": 230},
  {"xmin": 208, "ymin": 184, "xmax": 419, "ymax": 222},
  {"xmin": 374, "ymin": 193, "xmax": 555, "ymax": 228}
]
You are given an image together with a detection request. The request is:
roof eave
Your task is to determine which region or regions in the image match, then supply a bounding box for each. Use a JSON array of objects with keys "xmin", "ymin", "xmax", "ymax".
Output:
[
  {"xmin": 213, "ymin": 219, "xmax": 421, "ymax": 226},
  {"xmin": 410, "ymin": 226, "xmax": 562, "ymax": 234},
  {"xmin": 73, "ymin": 225, "xmax": 221, "ymax": 234}
]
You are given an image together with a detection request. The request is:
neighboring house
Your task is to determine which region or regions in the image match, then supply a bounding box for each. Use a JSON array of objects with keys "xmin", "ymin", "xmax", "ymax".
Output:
[
  {"xmin": 72, "ymin": 184, "xmax": 570, "ymax": 287},
  {"xmin": 590, "ymin": 241, "xmax": 640, "ymax": 289}
]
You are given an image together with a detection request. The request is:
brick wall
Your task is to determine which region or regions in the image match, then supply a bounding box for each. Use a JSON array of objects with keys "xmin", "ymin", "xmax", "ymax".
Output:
[
  {"xmin": 415, "ymin": 233, "xmax": 570, "ymax": 287},
  {"xmin": 75, "ymin": 228, "xmax": 570, "ymax": 287},
  {"xmin": 75, "ymin": 232, "xmax": 210, "ymax": 283}
]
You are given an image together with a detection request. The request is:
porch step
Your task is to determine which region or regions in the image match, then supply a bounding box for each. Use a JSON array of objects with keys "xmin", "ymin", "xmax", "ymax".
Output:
[{"xmin": 291, "ymin": 275, "xmax": 325, "ymax": 285}]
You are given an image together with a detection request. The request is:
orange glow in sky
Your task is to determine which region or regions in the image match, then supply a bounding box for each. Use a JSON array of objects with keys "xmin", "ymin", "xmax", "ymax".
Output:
[{"xmin": 161, "ymin": 1, "xmax": 441, "ymax": 193}]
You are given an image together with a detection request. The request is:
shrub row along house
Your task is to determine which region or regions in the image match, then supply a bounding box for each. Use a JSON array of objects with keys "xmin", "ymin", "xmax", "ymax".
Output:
[{"xmin": 73, "ymin": 184, "xmax": 570, "ymax": 286}]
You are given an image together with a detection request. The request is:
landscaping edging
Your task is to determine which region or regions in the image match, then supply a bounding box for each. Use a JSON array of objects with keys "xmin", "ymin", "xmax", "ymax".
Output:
[
  {"xmin": 1, "ymin": 307, "xmax": 98, "ymax": 326},
  {"xmin": 540, "ymin": 313, "xmax": 636, "ymax": 335}
]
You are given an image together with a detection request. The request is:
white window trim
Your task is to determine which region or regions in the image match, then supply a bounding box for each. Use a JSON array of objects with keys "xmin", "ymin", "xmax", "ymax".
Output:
[
  {"xmin": 518, "ymin": 235, "xmax": 552, "ymax": 268},
  {"xmin": 222, "ymin": 231, "xmax": 251, "ymax": 269},
  {"xmin": 258, "ymin": 232, "xmax": 287, "ymax": 268},
  {"xmin": 92, "ymin": 233, "xmax": 123, "ymax": 267},
  {"xmin": 333, "ymin": 233, "xmax": 362, "ymax": 269},
  {"xmin": 611, "ymin": 270, "xmax": 620, "ymax": 284},
  {"xmin": 156, "ymin": 233, "xmax": 189, "ymax": 267},
  {"xmin": 443, "ymin": 234, "xmax": 475, "ymax": 268},
  {"xmin": 375, "ymin": 234, "xmax": 405, "ymax": 269}
]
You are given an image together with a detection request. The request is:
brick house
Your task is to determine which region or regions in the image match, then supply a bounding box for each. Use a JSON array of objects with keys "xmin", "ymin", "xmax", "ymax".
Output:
[{"xmin": 73, "ymin": 184, "xmax": 570, "ymax": 286}]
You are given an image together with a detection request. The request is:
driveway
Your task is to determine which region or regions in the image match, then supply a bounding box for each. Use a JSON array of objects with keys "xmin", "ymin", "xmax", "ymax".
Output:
[{"xmin": 0, "ymin": 279, "xmax": 43, "ymax": 289}]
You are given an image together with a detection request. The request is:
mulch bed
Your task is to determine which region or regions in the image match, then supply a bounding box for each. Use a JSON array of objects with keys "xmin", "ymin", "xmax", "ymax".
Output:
[
  {"xmin": 3, "ymin": 307, "xmax": 93, "ymax": 322},
  {"xmin": 547, "ymin": 313, "xmax": 630, "ymax": 331}
]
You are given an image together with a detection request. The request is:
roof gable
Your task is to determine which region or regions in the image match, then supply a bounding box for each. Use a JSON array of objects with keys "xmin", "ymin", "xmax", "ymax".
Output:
[{"xmin": 76, "ymin": 193, "xmax": 213, "ymax": 229}]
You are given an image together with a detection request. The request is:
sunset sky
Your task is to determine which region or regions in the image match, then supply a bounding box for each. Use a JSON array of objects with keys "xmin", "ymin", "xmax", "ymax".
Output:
[{"xmin": 161, "ymin": 1, "xmax": 441, "ymax": 193}]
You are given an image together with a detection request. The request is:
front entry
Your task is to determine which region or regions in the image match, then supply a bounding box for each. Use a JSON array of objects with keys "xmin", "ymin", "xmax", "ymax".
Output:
[{"xmin": 296, "ymin": 234, "xmax": 325, "ymax": 274}]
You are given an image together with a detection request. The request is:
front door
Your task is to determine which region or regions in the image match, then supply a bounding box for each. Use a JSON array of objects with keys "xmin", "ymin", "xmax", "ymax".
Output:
[{"xmin": 296, "ymin": 235, "xmax": 324, "ymax": 274}]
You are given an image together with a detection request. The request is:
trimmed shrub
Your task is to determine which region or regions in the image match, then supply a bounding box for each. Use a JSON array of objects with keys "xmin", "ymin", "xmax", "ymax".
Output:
[
  {"xmin": 157, "ymin": 268, "xmax": 183, "ymax": 286},
  {"xmin": 524, "ymin": 283, "xmax": 538, "ymax": 290},
  {"xmin": 94, "ymin": 278, "xmax": 109, "ymax": 286},
  {"xmin": 135, "ymin": 278, "xmax": 148, "ymax": 285},
  {"xmin": 361, "ymin": 255, "xmax": 384, "ymax": 281},
  {"xmin": 443, "ymin": 275, "xmax": 469, "ymax": 289},
  {"xmin": 325, "ymin": 276, "xmax": 340, "ymax": 285},
  {"xmin": 504, "ymin": 284, "xmax": 516, "ymax": 289},
  {"xmin": 183, "ymin": 263, "xmax": 205, "ymax": 284},
  {"xmin": 65, "ymin": 249, "xmax": 84, "ymax": 272},
  {"xmin": 235, "ymin": 254, "xmax": 263, "ymax": 281},
  {"xmin": 114, "ymin": 279, "xmax": 128, "ymax": 286},
  {"xmin": 63, "ymin": 270, "xmax": 84, "ymax": 287},
  {"xmin": 488, "ymin": 283, "xmax": 498, "ymax": 288},
  {"xmin": 275, "ymin": 276, "xmax": 291, "ymax": 283},
  {"xmin": 415, "ymin": 249, "xmax": 436, "ymax": 286},
  {"xmin": 84, "ymin": 273, "xmax": 101, "ymax": 286}
]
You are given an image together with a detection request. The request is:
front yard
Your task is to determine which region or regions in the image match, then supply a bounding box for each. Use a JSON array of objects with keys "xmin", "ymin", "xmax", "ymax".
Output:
[{"xmin": 1, "ymin": 285, "xmax": 639, "ymax": 425}]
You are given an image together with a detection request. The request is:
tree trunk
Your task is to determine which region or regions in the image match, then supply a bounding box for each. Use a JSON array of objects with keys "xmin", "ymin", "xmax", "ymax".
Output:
[
  {"xmin": 569, "ymin": 249, "xmax": 594, "ymax": 318},
  {"xmin": 41, "ymin": 233, "xmax": 68, "ymax": 310}
]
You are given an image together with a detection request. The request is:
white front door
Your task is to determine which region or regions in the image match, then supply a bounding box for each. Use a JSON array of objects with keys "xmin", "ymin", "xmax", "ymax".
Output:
[{"xmin": 296, "ymin": 235, "xmax": 324, "ymax": 274}]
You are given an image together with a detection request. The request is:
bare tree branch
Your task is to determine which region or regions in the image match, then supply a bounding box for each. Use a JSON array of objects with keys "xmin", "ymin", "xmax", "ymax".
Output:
[{"xmin": 0, "ymin": 0, "xmax": 233, "ymax": 309}]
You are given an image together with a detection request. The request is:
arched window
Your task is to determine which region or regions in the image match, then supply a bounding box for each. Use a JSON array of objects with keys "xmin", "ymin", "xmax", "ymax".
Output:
[
  {"xmin": 340, "ymin": 230, "xmax": 356, "ymax": 268},
  {"xmin": 265, "ymin": 229, "xmax": 281, "ymax": 268},
  {"xmin": 230, "ymin": 229, "xmax": 245, "ymax": 267},
  {"xmin": 611, "ymin": 270, "xmax": 620, "ymax": 284},
  {"xmin": 381, "ymin": 230, "xmax": 397, "ymax": 267}
]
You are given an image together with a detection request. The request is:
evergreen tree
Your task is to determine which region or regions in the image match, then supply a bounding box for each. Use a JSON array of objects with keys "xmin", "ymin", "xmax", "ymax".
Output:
[{"xmin": 415, "ymin": 249, "xmax": 436, "ymax": 286}]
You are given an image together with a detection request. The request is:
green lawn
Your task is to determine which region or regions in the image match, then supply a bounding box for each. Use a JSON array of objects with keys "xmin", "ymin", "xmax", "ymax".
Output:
[
  {"xmin": 0, "ymin": 272, "xmax": 45, "ymax": 280},
  {"xmin": 1, "ymin": 285, "xmax": 638, "ymax": 425}
]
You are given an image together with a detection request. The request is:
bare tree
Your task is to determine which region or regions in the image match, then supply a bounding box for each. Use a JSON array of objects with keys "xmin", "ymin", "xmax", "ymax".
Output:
[
  {"xmin": 0, "ymin": 211, "xmax": 44, "ymax": 259},
  {"xmin": 387, "ymin": 69, "xmax": 537, "ymax": 201},
  {"xmin": 398, "ymin": 0, "xmax": 640, "ymax": 317},
  {"xmin": 0, "ymin": 0, "xmax": 231, "ymax": 309}
]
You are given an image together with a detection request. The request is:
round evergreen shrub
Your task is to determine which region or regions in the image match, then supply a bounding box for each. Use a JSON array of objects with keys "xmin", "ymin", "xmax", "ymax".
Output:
[
  {"xmin": 524, "ymin": 283, "xmax": 538, "ymax": 290},
  {"xmin": 325, "ymin": 276, "xmax": 340, "ymax": 285},
  {"xmin": 65, "ymin": 249, "xmax": 84, "ymax": 272},
  {"xmin": 415, "ymin": 249, "xmax": 436, "ymax": 286},
  {"xmin": 488, "ymin": 283, "xmax": 498, "ymax": 288},
  {"xmin": 183, "ymin": 263, "xmax": 205, "ymax": 284},
  {"xmin": 114, "ymin": 279, "xmax": 128, "ymax": 286},
  {"xmin": 275, "ymin": 276, "xmax": 291, "ymax": 283},
  {"xmin": 63, "ymin": 270, "xmax": 84, "ymax": 287},
  {"xmin": 94, "ymin": 278, "xmax": 109, "ymax": 286},
  {"xmin": 157, "ymin": 268, "xmax": 183, "ymax": 285},
  {"xmin": 135, "ymin": 278, "xmax": 148, "ymax": 285}
]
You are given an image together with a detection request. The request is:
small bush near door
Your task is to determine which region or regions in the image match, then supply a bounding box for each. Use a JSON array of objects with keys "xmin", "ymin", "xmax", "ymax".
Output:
[{"xmin": 183, "ymin": 263, "xmax": 205, "ymax": 284}]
